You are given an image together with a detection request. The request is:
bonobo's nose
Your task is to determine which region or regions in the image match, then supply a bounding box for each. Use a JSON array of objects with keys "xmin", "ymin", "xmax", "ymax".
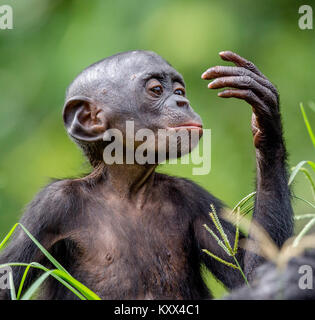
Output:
[{"xmin": 176, "ymin": 97, "xmax": 189, "ymax": 108}]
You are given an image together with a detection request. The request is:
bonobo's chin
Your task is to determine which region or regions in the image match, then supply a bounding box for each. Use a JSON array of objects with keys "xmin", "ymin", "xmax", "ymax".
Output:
[
  {"xmin": 167, "ymin": 122, "xmax": 203, "ymax": 136},
  {"xmin": 156, "ymin": 126, "xmax": 202, "ymax": 161}
]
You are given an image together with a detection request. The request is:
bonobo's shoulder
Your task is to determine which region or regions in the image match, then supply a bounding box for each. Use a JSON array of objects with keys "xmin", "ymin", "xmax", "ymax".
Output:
[
  {"xmin": 32, "ymin": 178, "xmax": 85, "ymax": 203},
  {"xmin": 155, "ymin": 173, "xmax": 223, "ymax": 213},
  {"xmin": 21, "ymin": 178, "xmax": 86, "ymax": 224}
]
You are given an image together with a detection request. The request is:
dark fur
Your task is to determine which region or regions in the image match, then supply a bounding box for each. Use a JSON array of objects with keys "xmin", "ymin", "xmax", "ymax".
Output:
[
  {"xmin": 0, "ymin": 51, "xmax": 294, "ymax": 299},
  {"xmin": 226, "ymin": 250, "xmax": 315, "ymax": 300}
]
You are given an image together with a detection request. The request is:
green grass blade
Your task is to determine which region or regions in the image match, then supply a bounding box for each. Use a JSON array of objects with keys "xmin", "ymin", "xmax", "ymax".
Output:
[
  {"xmin": 20, "ymin": 268, "xmax": 91, "ymax": 301},
  {"xmin": 300, "ymin": 167, "xmax": 315, "ymax": 200},
  {"xmin": 202, "ymin": 249, "xmax": 238, "ymax": 269},
  {"xmin": 18, "ymin": 224, "xmax": 69, "ymax": 275},
  {"xmin": 233, "ymin": 226, "xmax": 239, "ymax": 255},
  {"xmin": 16, "ymin": 262, "xmax": 52, "ymax": 300},
  {"xmin": 300, "ymin": 103, "xmax": 315, "ymax": 149},
  {"xmin": 17, "ymin": 263, "xmax": 33, "ymax": 299},
  {"xmin": 0, "ymin": 262, "xmax": 50, "ymax": 270},
  {"xmin": 233, "ymin": 210, "xmax": 240, "ymax": 255},
  {"xmin": 0, "ymin": 262, "xmax": 90, "ymax": 300},
  {"xmin": 0, "ymin": 223, "xmax": 19, "ymax": 250},
  {"xmin": 307, "ymin": 160, "xmax": 315, "ymax": 172},
  {"xmin": 308, "ymin": 101, "xmax": 315, "ymax": 113},
  {"xmin": 203, "ymin": 224, "xmax": 221, "ymax": 243},
  {"xmin": 0, "ymin": 223, "xmax": 99, "ymax": 300},
  {"xmin": 9, "ymin": 270, "xmax": 16, "ymax": 300},
  {"xmin": 294, "ymin": 214, "xmax": 315, "ymax": 220},
  {"xmin": 21, "ymin": 264, "xmax": 87, "ymax": 300},
  {"xmin": 232, "ymin": 256, "xmax": 249, "ymax": 286},
  {"xmin": 1, "ymin": 223, "xmax": 69, "ymax": 274},
  {"xmin": 293, "ymin": 195, "xmax": 315, "ymax": 209},
  {"xmin": 289, "ymin": 161, "xmax": 307, "ymax": 185},
  {"xmin": 48, "ymin": 273, "xmax": 87, "ymax": 300},
  {"xmin": 209, "ymin": 212, "xmax": 231, "ymax": 252},
  {"xmin": 293, "ymin": 217, "xmax": 315, "ymax": 247},
  {"xmin": 240, "ymin": 201, "xmax": 255, "ymax": 216},
  {"xmin": 203, "ymin": 224, "xmax": 231, "ymax": 256},
  {"xmin": 21, "ymin": 270, "xmax": 55, "ymax": 300},
  {"xmin": 232, "ymin": 192, "xmax": 256, "ymax": 213},
  {"xmin": 25, "ymin": 264, "xmax": 87, "ymax": 300},
  {"xmin": 209, "ymin": 205, "xmax": 233, "ymax": 253},
  {"xmin": 52, "ymin": 270, "xmax": 101, "ymax": 300}
]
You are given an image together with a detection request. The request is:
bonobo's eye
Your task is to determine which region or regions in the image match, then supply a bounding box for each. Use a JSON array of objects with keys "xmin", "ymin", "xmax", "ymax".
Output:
[
  {"xmin": 173, "ymin": 82, "xmax": 185, "ymax": 96},
  {"xmin": 146, "ymin": 79, "xmax": 163, "ymax": 97}
]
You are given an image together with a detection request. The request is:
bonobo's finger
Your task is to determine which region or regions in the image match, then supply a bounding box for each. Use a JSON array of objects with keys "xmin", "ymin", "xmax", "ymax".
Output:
[
  {"xmin": 202, "ymin": 66, "xmax": 242, "ymax": 80},
  {"xmin": 208, "ymin": 76, "xmax": 277, "ymax": 107},
  {"xmin": 218, "ymin": 89, "xmax": 272, "ymax": 118},
  {"xmin": 201, "ymin": 66, "xmax": 278, "ymax": 98},
  {"xmin": 218, "ymin": 51, "xmax": 267, "ymax": 80}
]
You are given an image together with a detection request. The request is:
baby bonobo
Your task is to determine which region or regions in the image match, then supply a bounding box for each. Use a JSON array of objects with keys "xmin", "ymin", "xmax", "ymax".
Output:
[{"xmin": 0, "ymin": 50, "xmax": 293, "ymax": 299}]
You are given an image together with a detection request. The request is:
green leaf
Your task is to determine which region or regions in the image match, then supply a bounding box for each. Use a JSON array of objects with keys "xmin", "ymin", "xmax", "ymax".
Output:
[
  {"xmin": 293, "ymin": 195, "xmax": 315, "ymax": 209},
  {"xmin": 0, "ymin": 262, "xmax": 87, "ymax": 300},
  {"xmin": 232, "ymin": 256, "xmax": 249, "ymax": 286},
  {"xmin": 203, "ymin": 224, "xmax": 231, "ymax": 256},
  {"xmin": 0, "ymin": 224, "xmax": 100, "ymax": 299},
  {"xmin": 293, "ymin": 217, "xmax": 315, "ymax": 247},
  {"xmin": 47, "ymin": 272, "xmax": 87, "ymax": 300},
  {"xmin": 233, "ymin": 211, "xmax": 240, "ymax": 255},
  {"xmin": 0, "ymin": 223, "xmax": 19, "ymax": 250},
  {"xmin": 294, "ymin": 214, "xmax": 315, "ymax": 220},
  {"xmin": 308, "ymin": 101, "xmax": 315, "ymax": 113},
  {"xmin": 51, "ymin": 270, "xmax": 101, "ymax": 300},
  {"xmin": 300, "ymin": 103, "xmax": 315, "ymax": 149},
  {"xmin": 17, "ymin": 224, "xmax": 70, "ymax": 275},
  {"xmin": 240, "ymin": 202, "xmax": 255, "ymax": 216},
  {"xmin": 209, "ymin": 205, "xmax": 233, "ymax": 253},
  {"xmin": 9, "ymin": 270, "xmax": 16, "ymax": 300},
  {"xmin": 202, "ymin": 249, "xmax": 238, "ymax": 269},
  {"xmin": 203, "ymin": 224, "xmax": 221, "ymax": 243},
  {"xmin": 16, "ymin": 262, "xmax": 57, "ymax": 300},
  {"xmin": 307, "ymin": 160, "xmax": 315, "ymax": 172},
  {"xmin": 232, "ymin": 191, "xmax": 256, "ymax": 213},
  {"xmin": 300, "ymin": 167, "xmax": 315, "ymax": 201},
  {"xmin": 289, "ymin": 161, "xmax": 307, "ymax": 185},
  {"xmin": 20, "ymin": 268, "xmax": 97, "ymax": 301},
  {"xmin": 17, "ymin": 263, "xmax": 33, "ymax": 299},
  {"xmin": 21, "ymin": 269, "xmax": 56, "ymax": 300}
]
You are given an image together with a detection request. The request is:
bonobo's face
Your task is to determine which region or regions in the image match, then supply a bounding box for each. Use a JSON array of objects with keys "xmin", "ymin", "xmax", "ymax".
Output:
[
  {"xmin": 110, "ymin": 51, "xmax": 202, "ymax": 129},
  {"xmin": 64, "ymin": 50, "xmax": 203, "ymax": 162}
]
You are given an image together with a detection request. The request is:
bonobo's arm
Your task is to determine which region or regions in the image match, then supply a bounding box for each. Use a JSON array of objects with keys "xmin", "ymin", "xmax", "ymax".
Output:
[
  {"xmin": 196, "ymin": 51, "xmax": 293, "ymax": 286},
  {"xmin": 0, "ymin": 181, "xmax": 72, "ymax": 299}
]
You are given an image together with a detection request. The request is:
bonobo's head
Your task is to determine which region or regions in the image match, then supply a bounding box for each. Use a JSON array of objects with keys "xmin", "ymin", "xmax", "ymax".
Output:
[{"xmin": 63, "ymin": 50, "xmax": 202, "ymax": 167}]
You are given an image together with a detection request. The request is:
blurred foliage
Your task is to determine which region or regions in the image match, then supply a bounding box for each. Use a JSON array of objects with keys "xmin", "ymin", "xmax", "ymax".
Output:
[{"xmin": 0, "ymin": 0, "xmax": 314, "ymax": 298}]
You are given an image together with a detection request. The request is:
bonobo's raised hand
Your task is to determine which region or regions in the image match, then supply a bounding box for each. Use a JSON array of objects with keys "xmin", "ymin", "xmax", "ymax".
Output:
[
  {"xmin": 202, "ymin": 51, "xmax": 282, "ymax": 151},
  {"xmin": 202, "ymin": 52, "xmax": 293, "ymax": 280}
]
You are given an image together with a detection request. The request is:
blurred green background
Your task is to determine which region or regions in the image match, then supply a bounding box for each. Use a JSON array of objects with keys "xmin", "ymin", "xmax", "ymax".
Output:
[{"xmin": 0, "ymin": 0, "xmax": 314, "ymax": 297}]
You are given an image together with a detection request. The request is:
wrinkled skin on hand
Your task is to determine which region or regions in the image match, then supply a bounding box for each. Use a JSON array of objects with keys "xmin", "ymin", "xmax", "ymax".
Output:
[{"xmin": 202, "ymin": 51, "xmax": 282, "ymax": 150}]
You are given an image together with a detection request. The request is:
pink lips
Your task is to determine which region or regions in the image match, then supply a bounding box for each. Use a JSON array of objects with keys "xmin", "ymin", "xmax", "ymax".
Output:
[
  {"xmin": 169, "ymin": 122, "xmax": 203, "ymax": 134},
  {"xmin": 175, "ymin": 122, "xmax": 203, "ymax": 129}
]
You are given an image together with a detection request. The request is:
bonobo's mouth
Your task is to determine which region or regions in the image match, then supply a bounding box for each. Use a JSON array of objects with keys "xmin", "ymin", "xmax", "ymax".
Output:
[{"xmin": 168, "ymin": 122, "xmax": 203, "ymax": 134}]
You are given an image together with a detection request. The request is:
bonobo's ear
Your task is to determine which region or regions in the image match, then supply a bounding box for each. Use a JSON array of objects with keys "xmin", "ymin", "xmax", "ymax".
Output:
[{"xmin": 63, "ymin": 96, "xmax": 107, "ymax": 142}]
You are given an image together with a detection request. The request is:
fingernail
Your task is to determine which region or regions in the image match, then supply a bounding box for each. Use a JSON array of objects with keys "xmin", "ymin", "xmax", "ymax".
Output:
[
  {"xmin": 219, "ymin": 51, "xmax": 226, "ymax": 55},
  {"xmin": 201, "ymin": 72, "xmax": 207, "ymax": 79}
]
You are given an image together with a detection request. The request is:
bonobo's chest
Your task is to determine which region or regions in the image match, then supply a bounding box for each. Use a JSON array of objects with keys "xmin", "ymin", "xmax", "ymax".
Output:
[{"xmin": 69, "ymin": 192, "xmax": 196, "ymax": 299}]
